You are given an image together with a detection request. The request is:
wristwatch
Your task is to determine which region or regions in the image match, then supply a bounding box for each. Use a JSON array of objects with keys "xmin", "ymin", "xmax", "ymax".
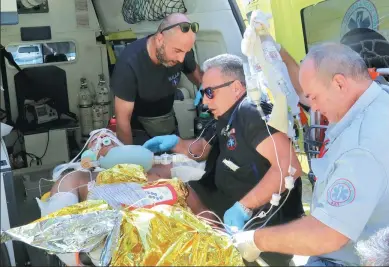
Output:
[{"xmin": 238, "ymin": 201, "xmax": 253, "ymax": 217}]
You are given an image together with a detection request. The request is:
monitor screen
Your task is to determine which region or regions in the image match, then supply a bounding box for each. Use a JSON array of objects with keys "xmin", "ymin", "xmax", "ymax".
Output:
[{"xmin": 36, "ymin": 106, "xmax": 48, "ymax": 117}]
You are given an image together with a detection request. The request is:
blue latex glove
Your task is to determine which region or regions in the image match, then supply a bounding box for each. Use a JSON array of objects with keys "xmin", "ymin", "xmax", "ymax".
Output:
[
  {"xmin": 142, "ymin": 135, "xmax": 179, "ymax": 153},
  {"xmin": 194, "ymin": 85, "xmax": 203, "ymax": 106},
  {"xmin": 224, "ymin": 202, "xmax": 252, "ymax": 232}
]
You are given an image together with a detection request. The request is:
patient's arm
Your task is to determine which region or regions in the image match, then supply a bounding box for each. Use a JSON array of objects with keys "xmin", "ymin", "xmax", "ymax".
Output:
[
  {"xmin": 50, "ymin": 171, "xmax": 96, "ymax": 201},
  {"xmin": 147, "ymin": 163, "xmax": 173, "ymax": 181}
]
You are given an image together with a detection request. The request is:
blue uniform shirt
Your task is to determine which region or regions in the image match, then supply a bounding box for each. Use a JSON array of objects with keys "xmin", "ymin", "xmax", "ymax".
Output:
[{"xmin": 310, "ymin": 81, "xmax": 389, "ymax": 265}]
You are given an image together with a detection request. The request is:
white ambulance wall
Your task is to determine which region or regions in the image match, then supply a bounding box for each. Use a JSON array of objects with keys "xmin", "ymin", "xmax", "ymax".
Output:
[
  {"xmin": 0, "ymin": 0, "xmax": 109, "ymax": 129},
  {"xmin": 93, "ymin": 0, "xmax": 244, "ymax": 97}
]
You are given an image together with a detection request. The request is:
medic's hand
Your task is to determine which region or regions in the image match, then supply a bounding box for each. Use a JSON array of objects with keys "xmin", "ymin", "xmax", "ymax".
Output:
[
  {"xmin": 249, "ymin": 10, "xmax": 281, "ymax": 52},
  {"xmin": 224, "ymin": 202, "xmax": 252, "ymax": 231},
  {"xmin": 232, "ymin": 230, "xmax": 262, "ymax": 262},
  {"xmin": 142, "ymin": 135, "xmax": 179, "ymax": 153},
  {"xmin": 194, "ymin": 85, "xmax": 203, "ymax": 106}
]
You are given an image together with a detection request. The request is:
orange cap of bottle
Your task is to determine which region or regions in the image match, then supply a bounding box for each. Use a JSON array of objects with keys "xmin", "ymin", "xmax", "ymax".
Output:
[{"xmin": 368, "ymin": 68, "xmax": 379, "ymax": 80}]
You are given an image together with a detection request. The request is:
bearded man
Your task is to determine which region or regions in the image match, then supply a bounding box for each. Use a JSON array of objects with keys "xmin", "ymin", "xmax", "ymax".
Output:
[{"xmin": 111, "ymin": 13, "xmax": 203, "ymax": 144}]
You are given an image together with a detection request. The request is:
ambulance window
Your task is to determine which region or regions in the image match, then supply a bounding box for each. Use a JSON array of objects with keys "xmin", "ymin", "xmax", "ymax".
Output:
[
  {"xmin": 6, "ymin": 41, "xmax": 77, "ymax": 66},
  {"xmin": 18, "ymin": 46, "xmax": 39, "ymax": 53},
  {"xmin": 301, "ymin": 0, "xmax": 389, "ymax": 68}
]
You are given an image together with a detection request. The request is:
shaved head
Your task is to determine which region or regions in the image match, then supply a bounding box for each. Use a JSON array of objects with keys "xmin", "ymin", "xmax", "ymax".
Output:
[
  {"xmin": 151, "ymin": 13, "xmax": 196, "ymax": 67},
  {"xmin": 298, "ymin": 42, "xmax": 373, "ymax": 123},
  {"xmin": 157, "ymin": 13, "xmax": 191, "ymax": 33}
]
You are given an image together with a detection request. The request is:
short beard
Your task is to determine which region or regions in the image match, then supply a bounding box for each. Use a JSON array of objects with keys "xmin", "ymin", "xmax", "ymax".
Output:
[{"xmin": 156, "ymin": 43, "xmax": 171, "ymax": 67}]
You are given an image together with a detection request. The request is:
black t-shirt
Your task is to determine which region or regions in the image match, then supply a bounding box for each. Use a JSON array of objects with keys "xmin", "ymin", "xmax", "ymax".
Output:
[
  {"xmin": 213, "ymin": 96, "xmax": 278, "ymax": 200},
  {"xmin": 190, "ymin": 96, "xmax": 304, "ymax": 221},
  {"xmin": 110, "ymin": 35, "xmax": 197, "ymax": 118},
  {"xmin": 190, "ymin": 96, "xmax": 277, "ymax": 213},
  {"xmin": 202, "ymin": 119, "xmax": 217, "ymax": 144}
]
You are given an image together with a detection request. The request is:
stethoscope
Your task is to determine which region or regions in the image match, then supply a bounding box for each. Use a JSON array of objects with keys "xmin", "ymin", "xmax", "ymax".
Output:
[
  {"xmin": 188, "ymin": 119, "xmax": 216, "ymax": 159},
  {"xmin": 221, "ymin": 97, "xmax": 248, "ymax": 137},
  {"xmin": 188, "ymin": 98, "xmax": 247, "ymax": 158}
]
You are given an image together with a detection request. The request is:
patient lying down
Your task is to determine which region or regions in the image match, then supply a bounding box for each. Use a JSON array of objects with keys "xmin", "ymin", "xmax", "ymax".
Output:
[{"xmin": 38, "ymin": 129, "xmax": 209, "ymax": 220}]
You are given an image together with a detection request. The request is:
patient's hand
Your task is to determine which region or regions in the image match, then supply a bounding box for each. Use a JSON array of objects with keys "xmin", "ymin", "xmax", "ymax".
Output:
[{"xmin": 147, "ymin": 163, "xmax": 173, "ymax": 182}]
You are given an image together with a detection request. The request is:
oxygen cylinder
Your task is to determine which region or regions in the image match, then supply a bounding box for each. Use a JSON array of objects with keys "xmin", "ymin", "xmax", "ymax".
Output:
[
  {"xmin": 78, "ymin": 77, "xmax": 94, "ymax": 142},
  {"xmin": 95, "ymin": 74, "xmax": 111, "ymax": 126},
  {"xmin": 92, "ymin": 104, "xmax": 105, "ymax": 129}
]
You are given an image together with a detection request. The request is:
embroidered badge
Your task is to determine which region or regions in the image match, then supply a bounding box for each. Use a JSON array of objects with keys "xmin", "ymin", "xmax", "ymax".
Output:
[
  {"xmin": 226, "ymin": 134, "xmax": 237, "ymax": 151},
  {"xmin": 341, "ymin": 0, "xmax": 379, "ymax": 37},
  {"xmin": 168, "ymin": 72, "xmax": 180, "ymax": 87},
  {"xmin": 327, "ymin": 179, "xmax": 356, "ymax": 207}
]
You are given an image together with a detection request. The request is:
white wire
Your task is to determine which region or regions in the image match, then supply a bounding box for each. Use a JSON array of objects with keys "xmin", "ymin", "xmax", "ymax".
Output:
[
  {"xmin": 260, "ymin": 190, "xmax": 291, "ymax": 229},
  {"xmin": 289, "ymin": 139, "xmax": 292, "ymax": 174},
  {"xmin": 196, "ymin": 210, "xmax": 223, "ymax": 223},
  {"xmin": 243, "ymin": 205, "xmax": 273, "ymax": 230},
  {"xmin": 57, "ymin": 169, "xmax": 93, "ymax": 193},
  {"xmin": 241, "ymin": 107, "xmax": 296, "ymax": 231},
  {"xmin": 196, "ymin": 210, "xmax": 235, "ymax": 234},
  {"xmin": 263, "ymin": 120, "xmax": 283, "ymax": 194}
]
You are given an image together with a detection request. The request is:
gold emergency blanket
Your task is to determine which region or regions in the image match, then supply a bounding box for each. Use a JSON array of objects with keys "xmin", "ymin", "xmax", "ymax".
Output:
[
  {"xmin": 111, "ymin": 205, "xmax": 244, "ymax": 266},
  {"xmin": 95, "ymin": 163, "xmax": 148, "ymax": 185},
  {"xmin": 93, "ymin": 164, "xmax": 189, "ymax": 209},
  {"xmin": 1, "ymin": 164, "xmax": 244, "ymax": 266}
]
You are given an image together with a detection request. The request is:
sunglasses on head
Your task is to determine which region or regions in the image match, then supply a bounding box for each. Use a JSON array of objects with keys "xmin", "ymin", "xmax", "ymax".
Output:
[
  {"xmin": 201, "ymin": 80, "xmax": 235, "ymax": 99},
  {"xmin": 160, "ymin": 22, "xmax": 199, "ymax": 33}
]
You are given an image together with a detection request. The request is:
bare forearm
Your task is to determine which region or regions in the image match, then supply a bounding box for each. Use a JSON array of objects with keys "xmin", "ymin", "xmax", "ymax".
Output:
[
  {"xmin": 254, "ymin": 216, "xmax": 349, "ymax": 256},
  {"xmin": 240, "ymin": 160, "xmax": 302, "ymax": 209},
  {"xmin": 172, "ymin": 138, "xmax": 209, "ymax": 161},
  {"xmin": 279, "ymin": 47, "xmax": 310, "ymax": 107},
  {"xmin": 117, "ymin": 121, "xmax": 133, "ymax": 145},
  {"xmin": 240, "ymin": 167, "xmax": 286, "ymax": 209},
  {"xmin": 186, "ymin": 66, "xmax": 203, "ymax": 87}
]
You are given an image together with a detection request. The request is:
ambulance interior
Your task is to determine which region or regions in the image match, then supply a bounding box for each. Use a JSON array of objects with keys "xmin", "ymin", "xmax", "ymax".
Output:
[
  {"xmin": 0, "ymin": 0, "xmax": 246, "ymax": 266},
  {"xmin": 1, "ymin": 0, "xmax": 388, "ymax": 266}
]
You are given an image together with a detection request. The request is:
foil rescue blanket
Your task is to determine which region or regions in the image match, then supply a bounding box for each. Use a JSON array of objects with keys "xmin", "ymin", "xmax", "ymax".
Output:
[
  {"xmin": 91, "ymin": 164, "xmax": 190, "ymax": 210},
  {"xmin": 1, "ymin": 202, "xmax": 244, "ymax": 266},
  {"xmin": 1, "ymin": 164, "xmax": 244, "ymax": 266}
]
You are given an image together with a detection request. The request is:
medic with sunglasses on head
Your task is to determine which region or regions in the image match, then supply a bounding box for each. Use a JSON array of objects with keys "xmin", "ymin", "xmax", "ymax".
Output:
[
  {"xmin": 143, "ymin": 54, "xmax": 305, "ymax": 266},
  {"xmin": 111, "ymin": 13, "xmax": 203, "ymax": 145}
]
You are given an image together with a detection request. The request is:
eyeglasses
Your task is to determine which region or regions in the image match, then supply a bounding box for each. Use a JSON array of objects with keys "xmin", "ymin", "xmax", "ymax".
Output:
[
  {"xmin": 160, "ymin": 22, "xmax": 199, "ymax": 34},
  {"xmin": 201, "ymin": 80, "xmax": 235, "ymax": 99}
]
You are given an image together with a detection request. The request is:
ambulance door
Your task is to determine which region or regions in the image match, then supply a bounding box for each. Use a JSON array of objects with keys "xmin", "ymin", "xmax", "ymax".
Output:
[{"xmin": 92, "ymin": 0, "xmax": 246, "ymax": 139}]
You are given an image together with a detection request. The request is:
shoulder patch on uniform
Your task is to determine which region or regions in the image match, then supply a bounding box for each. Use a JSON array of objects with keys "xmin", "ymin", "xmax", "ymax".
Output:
[{"xmin": 327, "ymin": 179, "xmax": 356, "ymax": 207}]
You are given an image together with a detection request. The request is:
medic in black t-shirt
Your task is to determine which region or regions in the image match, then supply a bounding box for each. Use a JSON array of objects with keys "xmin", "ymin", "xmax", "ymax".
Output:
[
  {"xmin": 143, "ymin": 54, "xmax": 305, "ymax": 266},
  {"xmin": 110, "ymin": 13, "xmax": 203, "ymax": 144}
]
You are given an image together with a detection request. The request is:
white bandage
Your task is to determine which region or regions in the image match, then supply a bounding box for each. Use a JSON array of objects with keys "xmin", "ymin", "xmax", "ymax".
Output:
[{"xmin": 36, "ymin": 192, "xmax": 79, "ymax": 217}]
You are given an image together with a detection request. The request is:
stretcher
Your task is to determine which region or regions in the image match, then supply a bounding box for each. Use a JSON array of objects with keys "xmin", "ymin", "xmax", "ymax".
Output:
[
  {"xmin": 1, "ymin": 125, "xmax": 218, "ymax": 266},
  {"xmin": 1, "ymin": 164, "xmax": 245, "ymax": 266}
]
